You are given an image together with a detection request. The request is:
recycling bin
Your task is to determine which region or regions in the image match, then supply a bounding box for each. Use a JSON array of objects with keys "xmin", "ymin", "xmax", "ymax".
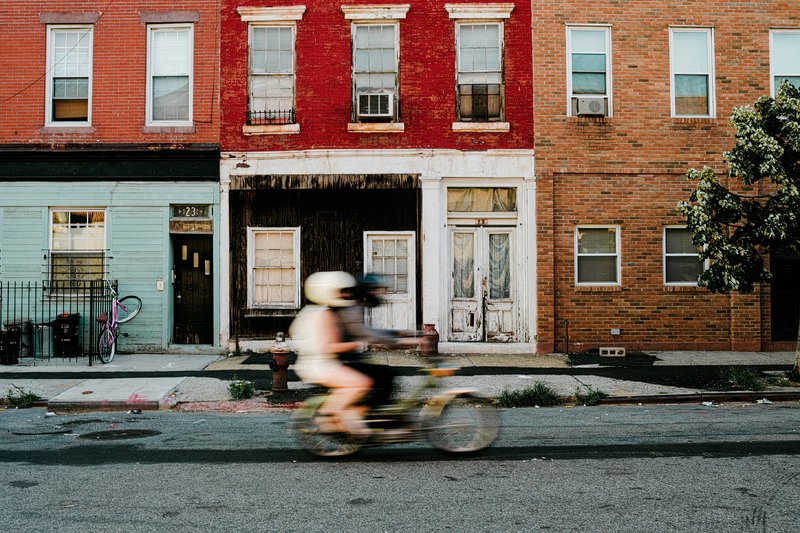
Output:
[
  {"xmin": 0, "ymin": 325, "xmax": 21, "ymax": 365},
  {"xmin": 53, "ymin": 313, "xmax": 80, "ymax": 357}
]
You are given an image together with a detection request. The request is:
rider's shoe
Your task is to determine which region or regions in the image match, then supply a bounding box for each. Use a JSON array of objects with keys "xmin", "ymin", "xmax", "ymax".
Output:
[{"xmin": 341, "ymin": 415, "xmax": 372, "ymax": 437}]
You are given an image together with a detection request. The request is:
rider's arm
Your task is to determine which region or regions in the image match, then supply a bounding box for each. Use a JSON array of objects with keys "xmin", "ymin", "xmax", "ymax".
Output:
[{"xmin": 320, "ymin": 309, "xmax": 366, "ymax": 354}]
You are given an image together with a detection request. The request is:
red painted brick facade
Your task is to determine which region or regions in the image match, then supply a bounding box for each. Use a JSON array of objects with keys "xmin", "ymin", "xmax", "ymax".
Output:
[
  {"xmin": 534, "ymin": 1, "xmax": 799, "ymax": 353},
  {"xmin": 0, "ymin": 1, "xmax": 219, "ymax": 146},
  {"xmin": 220, "ymin": 0, "xmax": 533, "ymax": 151}
]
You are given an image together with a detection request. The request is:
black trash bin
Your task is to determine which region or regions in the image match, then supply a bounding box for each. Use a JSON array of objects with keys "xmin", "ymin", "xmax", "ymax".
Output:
[
  {"xmin": 1, "ymin": 325, "xmax": 21, "ymax": 365},
  {"xmin": 53, "ymin": 313, "xmax": 80, "ymax": 357}
]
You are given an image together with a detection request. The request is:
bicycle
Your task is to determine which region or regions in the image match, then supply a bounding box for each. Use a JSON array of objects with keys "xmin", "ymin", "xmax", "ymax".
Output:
[{"xmin": 96, "ymin": 281, "xmax": 142, "ymax": 364}]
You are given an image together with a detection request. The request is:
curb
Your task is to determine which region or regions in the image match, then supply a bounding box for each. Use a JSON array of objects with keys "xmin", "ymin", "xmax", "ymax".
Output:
[
  {"xmin": 45, "ymin": 400, "xmax": 163, "ymax": 412},
  {"xmin": 599, "ymin": 391, "xmax": 800, "ymax": 405}
]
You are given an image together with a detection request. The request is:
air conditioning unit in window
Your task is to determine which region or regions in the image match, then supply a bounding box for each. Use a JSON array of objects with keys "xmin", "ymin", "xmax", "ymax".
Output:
[
  {"xmin": 357, "ymin": 90, "xmax": 394, "ymax": 119},
  {"xmin": 576, "ymin": 97, "xmax": 606, "ymax": 116}
]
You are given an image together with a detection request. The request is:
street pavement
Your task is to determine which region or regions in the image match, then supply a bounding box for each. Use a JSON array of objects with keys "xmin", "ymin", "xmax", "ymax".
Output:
[{"xmin": 0, "ymin": 349, "xmax": 798, "ymax": 412}]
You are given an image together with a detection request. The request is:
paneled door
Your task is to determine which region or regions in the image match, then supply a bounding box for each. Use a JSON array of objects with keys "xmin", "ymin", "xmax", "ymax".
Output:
[
  {"xmin": 449, "ymin": 227, "xmax": 515, "ymax": 342},
  {"xmin": 364, "ymin": 232, "xmax": 416, "ymax": 331},
  {"xmin": 172, "ymin": 235, "xmax": 213, "ymax": 344}
]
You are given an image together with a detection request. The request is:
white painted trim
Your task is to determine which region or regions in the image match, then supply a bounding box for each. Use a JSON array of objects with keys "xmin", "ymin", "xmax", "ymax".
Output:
[
  {"xmin": 663, "ymin": 225, "xmax": 707, "ymax": 286},
  {"xmin": 219, "ymin": 173, "xmax": 231, "ymax": 348},
  {"xmin": 566, "ymin": 25, "xmax": 613, "ymax": 117},
  {"xmin": 45, "ymin": 25, "xmax": 93, "ymax": 128},
  {"xmin": 669, "ymin": 27, "xmax": 715, "ymax": 118},
  {"xmin": 146, "ymin": 24, "xmax": 194, "ymax": 127},
  {"xmin": 575, "ymin": 225, "xmax": 621, "ymax": 286},
  {"xmin": 769, "ymin": 28, "xmax": 800, "ymax": 98},
  {"xmin": 246, "ymin": 226, "xmax": 301, "ymax": 308},
  {"xmin": 347, "ymin": 122, "xmax": 405, "ymax": 133},
  {"xmin": 341, "ymin": 4, "xmax": 409, "ymax": 20},
  {"xmin": 363, "ymin": 230, "xmax": 416, "ymax": 330},
  {"xmin": 237, "ymin": 6, "xmax": 306, "ymax": 22},
  {"xmin": 452, "ymin": 122, "xmax": 509, "ymax": 132},
  {"xmin": 445, "ymin": 3, "xmax": 514, "ymax": 19},
  {"xmin": 243, "ymin": 124, "xmax": 300, "ymax": 135}
]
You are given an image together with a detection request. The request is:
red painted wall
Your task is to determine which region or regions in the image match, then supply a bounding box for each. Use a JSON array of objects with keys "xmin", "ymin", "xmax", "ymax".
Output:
[
  {"xmin": 220, "ymin": 0, "xmax": 533, "ymax": 151},
  {"xmin": 0, "ymin": 1, "xmax": 219, "ymax": 146}
]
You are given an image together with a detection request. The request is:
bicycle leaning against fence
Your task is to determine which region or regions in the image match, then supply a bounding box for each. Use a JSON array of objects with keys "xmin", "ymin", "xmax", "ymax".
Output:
[{"xmin": 96, "ymin": 281, "xmax": 142, "ymax": 364}]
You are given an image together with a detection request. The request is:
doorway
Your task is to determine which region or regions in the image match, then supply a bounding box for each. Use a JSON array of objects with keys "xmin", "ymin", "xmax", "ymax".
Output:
[
  {"xmin": 364, "ymin": 231, "xmax": 416, "ymax": 331},
  {"xmin": 771, "ymin": 248, "xmax": 800, "ymax": 342},
  {"xmin": 172, "ymin": 235, "xmax": 213, "ymax": 344},
  {"xmin": 449, "ymin": 227, "xmax": 515, "ymax": 342}
]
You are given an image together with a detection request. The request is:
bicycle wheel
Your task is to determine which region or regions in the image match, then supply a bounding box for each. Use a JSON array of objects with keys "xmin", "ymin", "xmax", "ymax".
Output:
[
  {"xmin": 116, "ymin": 295, "xmax": 142, "ymax": 323},
  {"xmin": 289, "ymin": 396, "xmax": 362, "ymax": 457},
  {"xmin": 422, "ymin": 395, "xmax": 500, "ymax": 453},
  {"xmin": 97, "ymin": 328, "xmax": 117, "ymax": 364}
]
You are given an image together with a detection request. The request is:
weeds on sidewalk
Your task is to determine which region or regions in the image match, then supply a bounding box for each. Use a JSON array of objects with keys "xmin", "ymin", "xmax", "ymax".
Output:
[
  {"xmin": 495, "ymin": 382, "xmax": 563, "ymax": 408},
  {"xmin": 228, "ymin": 376, "xmax": 256, "ymax": 400},
  {"xmin": 766, "ymin": 372, "xmax": 800, "ymax": 388},
  {"xmin": 574, "ymin": 386, "xmax": 608, "ymax": 406},
  {"xmin": 5, "ymin": 385, "xmax": 42, "ymax": 409},
  {"xmin": 713, "ymin": 367, "xmax": 766, "ymax": 392}
]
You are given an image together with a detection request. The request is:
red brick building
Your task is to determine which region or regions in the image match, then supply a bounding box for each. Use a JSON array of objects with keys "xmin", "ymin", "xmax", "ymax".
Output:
[
  {"xmin": 533, "ymin": 1, "xmax": 800, "ymax": 353},
  {"xmin": 219, "ymin": 1, "xmax": 535, "ymax": 352}
]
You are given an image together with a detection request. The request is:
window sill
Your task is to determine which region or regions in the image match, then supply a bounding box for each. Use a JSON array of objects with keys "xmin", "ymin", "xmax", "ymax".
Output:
[
  {"xmin": 244, "ymin": 307, "xmax": 300, "ymax": 318},
  {"xmin": 143, "ymin": 125, "xmax": 196, "ymax": 134},
  {"xmin": 664, "ymin": 285, "xmax": 706, "ymax": 292},
  {"xmin": 671, "ymin": 117, "xmax": 716, "ymax": 124},
  {"xmin": 40, "ymin": 126, "xmax": 95, "ymax": 134},
  {"xmin": 575, "ymin": 285, "xmax": 622, "ymax": 292},
  {"xmin": 452, "ymin": 122, "xmax": 509, "ymax": 132},
  {"xmin": 243, "ymin": 124, "xmax": 300, "ymax": 135},
  {"xmin": 347, "ymin": 122, "xmax": 404, "ymax": 133},
  {"xmin": 567, "ymin": 116, "xmax": 611, "ymax": 123}
]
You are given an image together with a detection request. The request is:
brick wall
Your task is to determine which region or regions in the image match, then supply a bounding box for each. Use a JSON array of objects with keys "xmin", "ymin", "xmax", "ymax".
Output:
[
  {"xmin": 533, "ymin": 1, "xmax": 799, "ymax": 352},
  {"xmin": 0, "ymin": 1, "xmax": 219, "ymax": 146},
  {"xmin": 220, "ymin": 0, "xmax": 533, "ymax": 151}
]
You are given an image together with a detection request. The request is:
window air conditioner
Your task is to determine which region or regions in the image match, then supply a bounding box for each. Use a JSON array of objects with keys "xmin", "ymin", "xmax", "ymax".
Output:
[
  {"xmin": 357, "ymin": 91, "xmax": 394, "ymax": 119},
  {"xmin": 576, "ymin": 97, "xmax": 606, "ymax": 116}
]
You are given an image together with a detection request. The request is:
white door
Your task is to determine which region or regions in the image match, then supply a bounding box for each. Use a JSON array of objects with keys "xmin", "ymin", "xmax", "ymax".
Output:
[
  {"xmin": 449, "ymin": 227, "xmax": 515, "ymax": 342},
  {"xmin": 364, "ymin": 232, "xmax": 416, "ymax": 331}
]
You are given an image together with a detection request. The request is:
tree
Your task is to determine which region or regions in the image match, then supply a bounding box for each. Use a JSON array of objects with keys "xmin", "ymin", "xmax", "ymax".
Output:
[{"xmin": 678, "ymin": 81, "xmax": 800, "ymax": 378}]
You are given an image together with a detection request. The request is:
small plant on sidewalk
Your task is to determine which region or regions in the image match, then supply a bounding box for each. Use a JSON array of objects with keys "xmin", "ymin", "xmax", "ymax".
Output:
[
  {"xmin": 5, "ymin": 385, "xmax": 42, "ymax": 409},
  {"xmin": 716, "ymin": 367, "xmax": 766, "ymax": 392},
  {"xmin": 495, "ymin": 382, "xmax": 563, "ymax": 408},
  {"xmin": 228, "ymin": 376, "xmax": 255, "ymax": 400},
  {"xmin": 574, "ymin": 386, "xmax": 608, "ymax": 406}
]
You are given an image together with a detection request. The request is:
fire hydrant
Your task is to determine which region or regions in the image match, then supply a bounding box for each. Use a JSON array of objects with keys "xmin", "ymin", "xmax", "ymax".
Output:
[{"xmin": 268, "ymin": 332, "xmax": 291, "ymax": 392}]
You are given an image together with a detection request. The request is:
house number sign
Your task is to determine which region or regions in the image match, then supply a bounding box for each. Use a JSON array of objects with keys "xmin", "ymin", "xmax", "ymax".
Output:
[{"xmin": 172, "ymin": 205, "xmax": 209, "ymax": 218}]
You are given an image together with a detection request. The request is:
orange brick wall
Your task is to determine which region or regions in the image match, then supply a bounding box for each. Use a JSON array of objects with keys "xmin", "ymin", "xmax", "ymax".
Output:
[
  {"xmin": 533, "ymin": 1, "xmax": 799, "ymax": 353},
  {"xmin": 0, "ymin": 1, "xmax": 219, "ymax": 146}
]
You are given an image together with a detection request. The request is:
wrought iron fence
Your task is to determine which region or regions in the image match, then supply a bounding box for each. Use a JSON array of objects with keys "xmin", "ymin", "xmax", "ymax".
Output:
[
  {"xmin": 247, "ymin": 108, "xmax": 296, "ymax": 125},
  {"xmin": 0, "ymin": 280, "xmax": 115, "ymax": 364}
]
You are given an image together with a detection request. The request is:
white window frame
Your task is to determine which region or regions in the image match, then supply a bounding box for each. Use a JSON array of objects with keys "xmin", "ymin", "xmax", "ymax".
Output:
[
  {"xmin": 45, "ymin": 25, "xmax": 93, "ymax": 127},
  {"xmin": 566, "ymin": 25, "xmax": 612, "ymax": 117},
  {"xmin": 575, "ymin": 225, "xmax": 621, "ymax": 286},
  {"xmin": 246, "ymin": 227, "xmax": 301, "ymax": 309},
  {"xmin": 663, "ymin": 226, "xmax": 706, "ymax": 286},
  {"xmin": 146, "ymin": 24, "xmax": 194, "ymax": 127},
  {"xmin": 669, "ymin": 27, "xmax": 715, "ymax": 118},
  {"xmin": 351, "ymin": 21, "xmax": 401, "ymax": 123},
  {"xmin": 247, "ymin": 24, "xmax": 297, "ymax": 125},
  {"xmin": 49, "ymin": 208, "xmax": 107, "ymax": 285},
  {"xmin": 769, "ymin": 28, "xmax": 800, "ymax": 97}
]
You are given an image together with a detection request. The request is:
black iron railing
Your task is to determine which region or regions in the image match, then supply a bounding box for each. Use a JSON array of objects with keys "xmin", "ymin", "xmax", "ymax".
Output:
[
  {"xmin": 247, "ymin": 109, "xmax": 296, "ymax": 125},
  {"xmin": 0, "ymin": 280, "xmax": 115, "ymax": 364}
]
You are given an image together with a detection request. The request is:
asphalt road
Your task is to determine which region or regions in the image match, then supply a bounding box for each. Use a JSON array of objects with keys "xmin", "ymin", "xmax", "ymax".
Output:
[{"xmin": 1, "ymin": 404, "xmax": 799, "ymax": 532}]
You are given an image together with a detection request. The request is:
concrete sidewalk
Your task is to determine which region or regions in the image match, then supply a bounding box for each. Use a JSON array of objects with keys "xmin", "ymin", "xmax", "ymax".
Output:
[{"xmin": 0, "ymin": 350, "xmax": 797, "ymax": 411}]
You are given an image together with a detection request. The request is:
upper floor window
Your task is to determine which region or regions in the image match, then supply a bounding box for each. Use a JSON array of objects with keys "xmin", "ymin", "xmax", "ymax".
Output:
[
  {"xmin": 46, "ymin": 26, "xmax": 93, "ymax": 126},
  {"xmin": 147, "ymin": 25, "xmax": 193, "ymax": 125},
  {"xmin": 575, "ymin": 226, "xmax": 620, "ymax": 286},
  {"xmin": 249, "ymin": 25, "xmax": 296, "ymax": 125},
  {"xmin": 770, "ymin": 29, "xmax": 800, "ymax": 97},
  {"xmin": 664, "ymin": 227, "xmax": 705, "ymax": 285},
  {"xmin": 247, "ymin": 227, "xmax": 301, "ymax": 308},
  {"xmin": 50, "ymin": 209, "xmax": 106, "ymax": 287},
  {"xmin": 567, "ymin": 26, "xmax": 611, "ymax": 117},
  {"xmin": 352, "ymin": 23, "xmax": 399, "ymax": 122},
  {"xmin": 445, "ymin": 4, "xmax": 513, "ymax": 130},
  {"xmin": 670, "ymin": 28, "xmax": 715, "ymax": 118}
]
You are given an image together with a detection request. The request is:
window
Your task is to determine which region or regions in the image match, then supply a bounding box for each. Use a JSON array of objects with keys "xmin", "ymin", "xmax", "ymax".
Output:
[
  {"xmin": 248, "ymin": 25, "xmax": 296, "ymax": 124},
  {"xmin": 770, "ymin": 29, "xmax": 800, "ymax": 96},
  {"xmin": 46, "ymin": 26, "xmax": 93, "ymax": 125},
  {"xmin": 456, "ymin": 23, "xmax": 503, "ymax": 122},
  {"xmin": 50, "ymin": 210, "xmax": 105, "ymax": 287},
  {"xmin": 352, "ymin": 23, "xmax": 399, "ymax": 122},
  {"xmin": 670, "ymin": 28, "xmax": 715, "ymax": 117},
  {"xmin": 567, "ymin": 26, "xmax": 611, "ymax": 116},
  {"xmin": 664, "ymin": 227, "xmax": 705, "ymax": 285},
  {"xmin": 247, "ymin": 227, "xmax": 300, "ymax": 308},
  {"xmin": 147, "ymin": 25, "xmax": 193, "ymax": 125},
  {"xmin": 575, "ymin": 226, "xmax": 619, "ymax": 285}
]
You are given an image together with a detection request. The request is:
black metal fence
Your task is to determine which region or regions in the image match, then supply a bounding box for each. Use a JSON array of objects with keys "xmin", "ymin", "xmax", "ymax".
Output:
[
  {"xmin": 0, "ymin": 280, "xmax": 115, "ymax": 364},
  {"xmin": 247, "ymin": 108, "xmax": 296, "ymax": 125}
]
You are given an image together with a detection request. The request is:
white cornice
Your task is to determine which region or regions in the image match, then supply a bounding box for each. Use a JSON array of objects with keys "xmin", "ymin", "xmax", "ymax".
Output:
[
  {"xmin": 341, "ymin": 4, "xmax": 410, "ymax": 20},
  {"xmin": 237, "ymin": 6, "xmax": 306, "ymax": 22},
  {"xmin": 444, "ymin": 3, "xmax": 514, "ymax": 19}
]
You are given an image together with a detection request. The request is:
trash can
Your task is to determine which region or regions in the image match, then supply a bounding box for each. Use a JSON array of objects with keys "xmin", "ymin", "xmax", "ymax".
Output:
[
  {"xmin": 33, "ymin": 323, "xmax": 54, "ymax": 359},
  {"xmin": 5, "ymin": 320, "xmax": 32, "ymax": 358},
  {"xmin": 53, "ymin": 313, "xmax": 80, "ymax": 357},
  {"xmin": 1, "ymin": 326, "xmax": 21, "ymax": 365}
]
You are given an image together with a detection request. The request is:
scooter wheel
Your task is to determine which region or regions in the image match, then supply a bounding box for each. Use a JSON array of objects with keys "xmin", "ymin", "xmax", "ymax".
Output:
[
  {"xmin": 290, "ymin": 400, "xmax": 363, "ymax": 457},
  {"xmin": 423, "ymin": 396, "xmax": 500, "ymax": 453}
]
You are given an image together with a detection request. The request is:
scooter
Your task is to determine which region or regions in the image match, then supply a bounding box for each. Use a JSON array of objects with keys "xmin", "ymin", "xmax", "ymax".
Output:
[{"xmin": 290, "ymin": 361, "xmax": 500, "ymax": 457}]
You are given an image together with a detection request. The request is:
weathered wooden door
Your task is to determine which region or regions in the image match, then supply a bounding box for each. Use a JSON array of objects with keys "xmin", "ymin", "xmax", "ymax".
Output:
[
  {"xmin": 363, "ymin": 232, "xmax": 416, "ymax": 331},
  {"xmin": 449, "ymin": 227, "xmax": 515, "ymax": 342},
  {"xmin": 172, "ymin": 235, "xmax": 213, "ymax": 344}
]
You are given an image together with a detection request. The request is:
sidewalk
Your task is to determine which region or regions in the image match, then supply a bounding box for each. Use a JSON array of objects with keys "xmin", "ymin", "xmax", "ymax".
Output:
[{"xmin": 0, "ymin": 350, "xmax": 798, "ymax": 412}]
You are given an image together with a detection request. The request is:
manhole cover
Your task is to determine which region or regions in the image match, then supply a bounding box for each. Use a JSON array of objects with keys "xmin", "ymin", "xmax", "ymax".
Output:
[{"xmin": 79, "ymin": 429, "xmax": 161, "ymax": 440}]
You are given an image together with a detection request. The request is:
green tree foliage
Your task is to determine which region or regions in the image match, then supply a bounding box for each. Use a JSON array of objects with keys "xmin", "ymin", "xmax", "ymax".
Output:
[{"xmin": 678, "ymin": 82, "xmax": 800, "ymax": 293}]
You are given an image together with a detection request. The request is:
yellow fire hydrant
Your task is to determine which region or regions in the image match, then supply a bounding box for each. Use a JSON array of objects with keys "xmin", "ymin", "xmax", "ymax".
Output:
[{"xmin": 268, "ymin": 332, "xmax": 291, "ymax": 392}]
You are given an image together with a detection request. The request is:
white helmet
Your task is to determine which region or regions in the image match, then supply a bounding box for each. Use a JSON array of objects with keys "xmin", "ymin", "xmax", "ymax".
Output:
[{"xmin": 304, "ymin": 271, "xmax": 357, "ymax": 307}]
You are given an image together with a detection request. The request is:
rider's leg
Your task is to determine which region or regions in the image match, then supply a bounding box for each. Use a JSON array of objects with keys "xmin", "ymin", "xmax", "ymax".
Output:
[{"xmin": 318, "ymin": 364, "xmax": 373, "ymax": 435}]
